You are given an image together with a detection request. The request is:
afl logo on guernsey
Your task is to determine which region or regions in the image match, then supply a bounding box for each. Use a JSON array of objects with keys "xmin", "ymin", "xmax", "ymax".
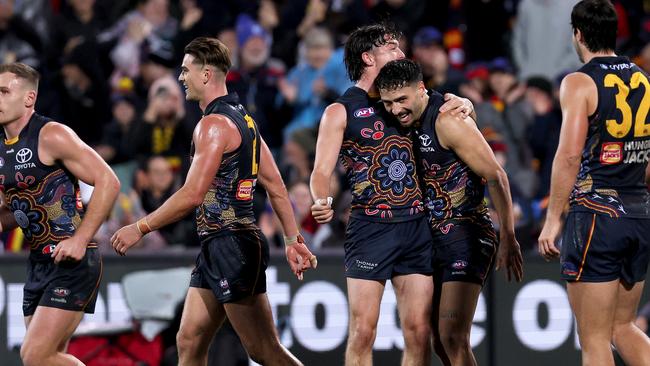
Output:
[
  {"xmin": 600, "ymin": 142, "xmax": 623, "ymax": 165},
  {"xmin": 353, "ymin": 107, "xmax": 375, "ymax": 118}
]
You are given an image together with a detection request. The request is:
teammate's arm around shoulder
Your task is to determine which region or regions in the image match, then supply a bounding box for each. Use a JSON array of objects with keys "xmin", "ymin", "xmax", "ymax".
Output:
[
  {"xmin": 258, "ymin": 138, "xmax": 317, "ymax": 280},
  {"xmin": 39, "ymin": 122, "xmax": 120, "ymax": 263},
  {"xmin": 310, "ymin": 103, "xmax": 346, "ymax": 224},
  {"xmin": 538, "ymin": 72, "xmax": 594, "ymax": 261},
  {"xmin": 0, "ymin": 192, "xmax": 18, "ymax": 232},
  {"xmin": 437, "ymin": 113, "xmax": 523, "ymax": 281},
  {"xmin": 111, "ymin": 114, "xmax": 230, "ymax": 255}
]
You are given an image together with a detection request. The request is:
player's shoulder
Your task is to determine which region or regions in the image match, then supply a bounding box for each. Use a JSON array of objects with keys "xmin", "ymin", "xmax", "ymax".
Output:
[
  {"xmin": 559, "ymin": 72, "xmax": 597, "ymax": 98},
  {"xmin": 321, "ymin": 103, "xmax": 348, "ymax": 130},
  {"xmin": 39, "ymin": 121, "xmax": 77, "ymax": 144},
  {"xmin": 561, "ymin": 71, "xmax": 594, "ymax": 87},
  {"xmin": 197, "ymin": 113, "xmax": 238, "ymax": 135},
  {"xmin": 437, "ymin": 111, "xmax": 474, "ymax": 131}
]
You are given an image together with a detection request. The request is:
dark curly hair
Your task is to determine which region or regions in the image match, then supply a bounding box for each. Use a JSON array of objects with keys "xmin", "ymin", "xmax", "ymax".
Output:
[
  {"xmin": 375, "ymin": 59, "xmax": 422, "ymax": 92},
  {"xmin": 571, "ymin": 0, "xmax": 617, "ymax": 53},
  {"xmin": 344, "ymin": 23, "xmax": 402, "ymax": 82}
]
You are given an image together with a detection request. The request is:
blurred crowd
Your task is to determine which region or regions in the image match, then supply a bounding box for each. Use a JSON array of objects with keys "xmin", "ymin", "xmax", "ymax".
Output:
[{"xmin": 0, "ymin": 0, "xmax": 648, "ymax": 255}]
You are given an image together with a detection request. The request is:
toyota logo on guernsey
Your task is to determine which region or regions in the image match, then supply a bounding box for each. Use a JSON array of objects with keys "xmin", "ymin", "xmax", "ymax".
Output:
[
  {"xmin": 419, "ymin": 134, "xmax": 431, "ymax": 147},
  {"xmin": 14, "ymin": 148, "xmax": 36, "ymax": 170},
  {"xmin": 16, "ymin": 148, "xmax": 32, "ymax": 163},
  {"xmin": 418, "ymin": 134, "xmax": 435, "ymax": 152}
]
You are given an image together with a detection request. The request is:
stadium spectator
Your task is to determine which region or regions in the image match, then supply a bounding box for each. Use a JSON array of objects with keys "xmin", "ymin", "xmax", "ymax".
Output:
[
  {"xmin": 639, "ymin": 43, "xmax": 650, "ymax": 73},
  {"xmin": 95, "ymin": 94, "xmax": 138, "ymax": 165},
  {"xmin": 132, "ymin": 76, "xmax": 193, "ymax": 171},
  {"xmin": 173, "ymin": 0, "xmax": 231, "ymax": 65},
  {"xmin": 524, "ymin": 76, "xmax": 561, "ymax": 199},
  {"xmin": 137, "ymin": 156, "xmax": 197, "ymax": 246},
  {"xmin": 49, "ymin": 0, "xmax": 110, "ymax": 67},
  {"xmin": 0, "ymin": 0, "xmax": 42, "ymax": 68},
  {"xmin": 512, "ymin": 0, "xmax": 581, "ymax": 80},
  {"xmin": 370, "ymin": 0, "xmax": 426, "ymax": 40},
  {"xmin": 279, "ymin": 27, "xmax": 340, "ymax": 137},
  {"xmin": 55, "ymin": 41, "xmax": 112, "ymax": 145},
  {"xmin": 463, "ymin": 0, "xmax": 511, "ymax": 62},
  {"xmin": 100, "ymin": 0, "xmax": 178, "ymax": 82},
  {"xmin": 227, "ymin": 14, "xmax": 289, "ymax": 153},
  {"xmin": 95, "ymin": 189, "xmax": 168, "ymax": 253},
  {"xmin": 411, "ymin": 26, "xmax": 465, "ymax": 96},
  {"xmin": 486, "ymin": 57, "xmax": 537, "ymax": 198}
]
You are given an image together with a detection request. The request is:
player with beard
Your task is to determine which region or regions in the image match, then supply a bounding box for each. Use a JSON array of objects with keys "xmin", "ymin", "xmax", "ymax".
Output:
[
  {"xmin": 310, "ymin": 24, "xmax": 475, "ymax": 366},
  {"xmin": 376, "ymin": 59, "xmax": 523, "ymax": 366}
]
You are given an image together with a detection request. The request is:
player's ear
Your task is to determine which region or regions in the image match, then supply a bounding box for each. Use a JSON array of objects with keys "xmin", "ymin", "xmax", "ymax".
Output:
[
  {"xmin": 361, "ymin": 51, "xmax": 374, "ymax": 68},
  {"xmin": 24, "ymin": 90, "xmax": 36, "ymax": 108},
  {"xmin": 202, "ymin": 66, "xmax": 212, "ymax": 85},
  {"xmin": 574, "ymin": 29, "xmax": 582, "ymax": 44},
  {"xmin": 417, "ymin": 81, "xmax": 426, "ymax": 93}
]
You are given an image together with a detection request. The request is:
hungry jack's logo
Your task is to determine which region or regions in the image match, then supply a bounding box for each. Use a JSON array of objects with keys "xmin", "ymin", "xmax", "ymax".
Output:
[{"xmin": 600, "ymin": 142, "xmax": 622, "ymax": 165}]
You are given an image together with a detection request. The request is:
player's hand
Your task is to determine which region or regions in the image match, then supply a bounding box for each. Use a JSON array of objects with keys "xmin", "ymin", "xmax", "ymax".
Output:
[
  {"xmin": 311, "ymin": 197, "xmax": 333, "ymax": 223},
  {"xmin": 110, "ymin": 224, "xmax": 143, "ymax": 256},
  {"xmin": 440, "ymin": 93, "xmax": 474, "ymax": 119},
  {"xmin": 538, "ymin": 217, "xmax": 562, "ymax": 261},
  {"xmin": 52, "ymin": 236, "xmax": 87, "ymax": 264},
  {"xmin": 495, "ymin": 234, "xmax": 523, "ymax": 282},
  {"xmin": 285, "ymin": 234, "xmax": 318, "ymax": 280}
]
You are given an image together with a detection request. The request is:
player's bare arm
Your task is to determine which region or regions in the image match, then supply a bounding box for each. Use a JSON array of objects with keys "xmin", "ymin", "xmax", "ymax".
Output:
[
  {"xmin": 111, "ymin": 114, "xmax": 236, "ymax": 254},
  {"xmin": 0, "ymin": 192, "xmax": 17, "ymax": 232},
  {"xmin": 39, "ymin": 122, "xmax": 120, "ymax": 263},
  {"xmin": 258, "ymin": 137, "xmax": 317, "ymax": 279},
  {"xmin": 437, "ymin": 112, "xmax": 524, "ymax": 282},
  {"xmin": 538, "ymin": 73, "xmax": 595, "ymax": 260},
  {"xmin": 310, "ymin": 103, "xmax": 346, "ymax": 223}
]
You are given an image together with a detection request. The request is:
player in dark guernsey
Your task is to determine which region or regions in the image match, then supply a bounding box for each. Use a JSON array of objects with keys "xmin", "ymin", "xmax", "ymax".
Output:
[
  {"xmin": 376, "ymin": 59, "xmax": 523, "ymax": 366},
  {"xmin": 0, "ymin": 63, "xmax": 120, "ymax": 366},
  {"xmin": 538, "ymin": 1, "xmax": 650, "ymax": 365},
  {"xmin": 311, "ymin": 24, "xmax": 475, "ymax": 366},
  {"xmin": 111, "ymin": 37, "xmax": 316, "ymax": 366}
]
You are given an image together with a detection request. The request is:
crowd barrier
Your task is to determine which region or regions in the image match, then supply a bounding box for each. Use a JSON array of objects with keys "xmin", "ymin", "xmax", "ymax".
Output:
[{"xmin": 0, "ymin": 250, "xmax": 646, "ymax": 365}]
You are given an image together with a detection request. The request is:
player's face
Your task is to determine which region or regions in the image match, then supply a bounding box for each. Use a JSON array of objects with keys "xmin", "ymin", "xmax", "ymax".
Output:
[
  {"xmin": 178, "ymin": 54, "xmax": 203, "ymax": 101},
  {"xmin": 370, "ymin": 38, "xmax": 405, "ymax": 71},
  {"xmin": 380, "ymin": 82, "xmax": 426, "ymax": 127},
  {"xmin": 0, "ymin": 73, "xmax": 34, "ymax": 126}
]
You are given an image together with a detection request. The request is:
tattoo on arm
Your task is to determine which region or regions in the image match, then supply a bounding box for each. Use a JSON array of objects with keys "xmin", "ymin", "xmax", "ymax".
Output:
[{"xmin": 486, "ymin": 179, "xmax": 499, "ymax": 187}]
